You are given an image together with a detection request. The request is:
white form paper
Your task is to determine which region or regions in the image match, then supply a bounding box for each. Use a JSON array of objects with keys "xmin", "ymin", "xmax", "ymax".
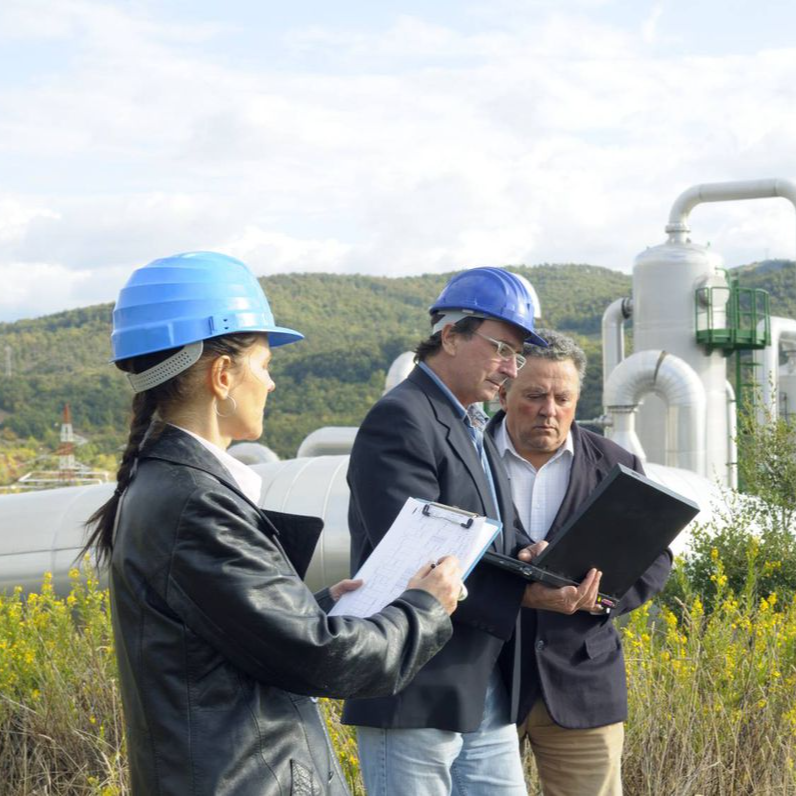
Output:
[{"xmin": 328, "ymin": 497, "xmax": 501, "ymax": 619}]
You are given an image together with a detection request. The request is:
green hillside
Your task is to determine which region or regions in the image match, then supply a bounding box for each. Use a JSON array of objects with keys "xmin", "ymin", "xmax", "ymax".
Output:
[{"xmin": 0, "ymin": 260, "xmax": 793, "ymax": 476}]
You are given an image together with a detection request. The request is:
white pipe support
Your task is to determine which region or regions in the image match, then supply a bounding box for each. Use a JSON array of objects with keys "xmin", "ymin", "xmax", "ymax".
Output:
[
  {"xmin": 604, "ymin": 350, "xmax": 707, "ymax": 475},
  {"xmin": 725, "ymin": 380, "xmax": 738, "ymax": 490},
  {"xmin": 601, "ymin": 297, "xmax": 632, "ymax": 404},
  {"xmin": 665, "ymin": 178, "xmax": 796, "ymax": 245},
  {"xmin": 605, "ymin": 409, "xmax": 647, "ymax": 463}
]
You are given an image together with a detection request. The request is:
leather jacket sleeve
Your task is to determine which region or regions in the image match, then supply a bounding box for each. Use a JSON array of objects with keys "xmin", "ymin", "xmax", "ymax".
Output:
[{"xmin": 164, "ymin": 484, "xmax": 453, "ymax": 699}]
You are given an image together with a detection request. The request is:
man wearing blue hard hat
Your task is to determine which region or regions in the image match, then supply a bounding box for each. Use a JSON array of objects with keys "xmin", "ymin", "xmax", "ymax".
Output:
[{"xmin": 344, "ymin": 267, "xmax": 549, "ymax": 795}]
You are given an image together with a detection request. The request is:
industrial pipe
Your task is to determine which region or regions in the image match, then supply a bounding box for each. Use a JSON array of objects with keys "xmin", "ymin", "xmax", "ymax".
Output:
[
  {"xmin": 604, "ymin": 350, "xmax": 707, "ymax": 476},
  {"xmin": 725, "ymin": 381, "xmax": 738, "ymax": 490},
  {"xmin": 227, "ymin": 442, "xmax": 280, "ymax": 465},
  {"xmin": 383, "ymin": 351, "xmax": 416, "ymax": 394},
  {"xmin": 666, "ymin": 178, "xmax": 796, "ymax": 244},
  {"xmin": 296, "ymin": 427, "xmax": 359, "ymax": 458},
  {"xmin": 755, "ymin": 316, "xmax": 796, "ymax": 420},
  {"xmin": 601, "ymin": 297, "xmax": 633, "ymax": 400}
]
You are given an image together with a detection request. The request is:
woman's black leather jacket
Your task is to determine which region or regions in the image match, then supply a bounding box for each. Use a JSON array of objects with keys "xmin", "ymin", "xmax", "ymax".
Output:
[{"xmin": 110, "ymin": 426, "xmax": 452, "ymax": 795}]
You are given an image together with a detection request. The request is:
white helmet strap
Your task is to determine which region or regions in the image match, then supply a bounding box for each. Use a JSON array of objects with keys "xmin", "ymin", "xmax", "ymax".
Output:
[
  {"xmin": 431, "ymin": 310, "xmax": 487, "ymax": 335},
  {"xmin": 127, "ymin": 341, "xmax": 204, "ymax": 393}
]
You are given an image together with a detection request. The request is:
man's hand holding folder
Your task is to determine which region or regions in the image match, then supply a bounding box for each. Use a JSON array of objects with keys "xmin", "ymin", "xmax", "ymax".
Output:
[{"xmin": 518, "ymin": 541, "xmax": 606, "ymax": 615}]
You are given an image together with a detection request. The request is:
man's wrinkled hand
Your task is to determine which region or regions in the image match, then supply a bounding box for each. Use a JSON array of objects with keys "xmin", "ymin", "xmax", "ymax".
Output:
[{"xmin": 521, "ymin": 567, "xmax": 603, "ymax": 614}]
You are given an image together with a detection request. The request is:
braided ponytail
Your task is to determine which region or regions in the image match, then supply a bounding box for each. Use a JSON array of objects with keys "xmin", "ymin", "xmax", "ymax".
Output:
[{"xmin": 81, "ymin": 390, "xmax": 158, "ymax": 567}]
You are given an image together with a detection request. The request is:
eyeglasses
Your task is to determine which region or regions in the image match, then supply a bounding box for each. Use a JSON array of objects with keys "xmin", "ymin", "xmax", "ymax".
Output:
[{"xmin": 474, "ymin": 332, "xmax": 526, "ymax": 370}]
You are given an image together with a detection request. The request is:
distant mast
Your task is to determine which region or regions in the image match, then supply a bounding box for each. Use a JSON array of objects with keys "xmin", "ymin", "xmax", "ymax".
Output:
[{"xmin": 59, "ymin": 403, "xmax": 76, "ymax": 474}]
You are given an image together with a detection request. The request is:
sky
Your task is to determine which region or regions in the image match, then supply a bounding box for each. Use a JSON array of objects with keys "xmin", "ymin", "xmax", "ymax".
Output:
[{"xmin": 2, "ymin": 0, "xmax": 796, "ymax": 322}]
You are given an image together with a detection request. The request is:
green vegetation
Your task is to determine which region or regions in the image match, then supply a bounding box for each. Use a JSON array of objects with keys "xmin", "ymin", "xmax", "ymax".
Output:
[
  {"xmin": 4, "ymin": 542, "xmax": 796, "ymax": 793},
  {"xmin": 3, "ymin": 279, "xmax": 796, "ymax": 792},
  {"xmin": 0, "ymin": 258, "xmax": 792, "ymax": 477},
  {"xmin": 0, "ymin": 265, "xmax": 632, "ymax": 474}
]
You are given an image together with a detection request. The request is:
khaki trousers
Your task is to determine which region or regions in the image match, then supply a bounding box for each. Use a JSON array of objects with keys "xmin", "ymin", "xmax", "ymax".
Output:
[{"xmin": 518, "ymin": 700, "xmax": 624, "ymax": 796}]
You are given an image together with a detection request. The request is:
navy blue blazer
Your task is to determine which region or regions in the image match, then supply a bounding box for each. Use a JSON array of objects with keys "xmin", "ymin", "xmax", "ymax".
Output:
[
  {"xmin": 488, "ymin": 413, "xmax": 672, "ymax": 729},
  {"xmin": 342, "ymin": 366, "xmax": 530, "ymax": 733}
]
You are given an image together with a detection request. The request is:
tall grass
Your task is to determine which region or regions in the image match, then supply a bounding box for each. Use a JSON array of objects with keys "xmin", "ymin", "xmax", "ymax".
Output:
[
  {"xmin": 621, "ymin": 552, "xmax": 796, "ymax": 796},
  {"xmin": 0, "ymin": 570, "xmax": 124, "ymax": 795},
  {"xmin": 2, "ymin": 561, "xmax": 796, "ymax": 795}
]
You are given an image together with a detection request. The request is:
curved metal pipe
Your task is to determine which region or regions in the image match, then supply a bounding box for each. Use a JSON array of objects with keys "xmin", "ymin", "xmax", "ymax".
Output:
[
  {"xmin": 296, "ymin": 427, "xmax": 359, "ymax": 458},
  {"xmin": 666, "ymin": 178, "xmax": 796, "ymax": 243},
  {"xmin": 384, "ymin": 351, "xmax": 416, "ymax": 394},
  {"xmin": 601, "ymin": 297, "xmax": 633, "ymax": 402},
  {"xmin": 227, "ymin": 442, "xmax": 280, "ymax": 465},
  {"xmin": 604, "ymin": 350, "xmax": 707, "ymax": 475}
]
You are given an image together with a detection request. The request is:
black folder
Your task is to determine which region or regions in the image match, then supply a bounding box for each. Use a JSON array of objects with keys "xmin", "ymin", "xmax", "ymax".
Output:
[{"xmin": 484, "ymin": 463, "xmax": 699, "ymax": 608}]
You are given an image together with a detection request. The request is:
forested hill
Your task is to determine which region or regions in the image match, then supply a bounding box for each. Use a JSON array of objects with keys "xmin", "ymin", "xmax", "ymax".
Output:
[{"xmin": 1, "ymin": 261, "xmax": 794, "ymax": 466}]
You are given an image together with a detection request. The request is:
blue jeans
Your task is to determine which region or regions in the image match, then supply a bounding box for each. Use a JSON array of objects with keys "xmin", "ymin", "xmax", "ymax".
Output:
[{"xmin": 356, "ymin": 670, "xmax": 526, "ymax": 796}]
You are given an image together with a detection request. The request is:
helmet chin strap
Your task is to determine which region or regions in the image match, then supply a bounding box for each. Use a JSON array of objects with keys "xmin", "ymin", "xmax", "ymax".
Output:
[{"xmin": 127, "ymin": 341, "xmax": 204, "ymax": 393}]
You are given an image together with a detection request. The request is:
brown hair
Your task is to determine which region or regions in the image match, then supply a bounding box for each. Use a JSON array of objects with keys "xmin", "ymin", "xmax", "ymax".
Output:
[
  {"xmin": 414, "ymin": 315, "xmax": 484, "ymax": 362},
  {"xmin": 81, "ymin": 333, "xmax": 261, "ymax": 567}
]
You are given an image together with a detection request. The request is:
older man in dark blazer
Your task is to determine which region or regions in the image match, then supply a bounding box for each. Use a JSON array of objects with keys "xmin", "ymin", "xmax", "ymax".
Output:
[
  {"xmin": 343, "ymin": 268, "xmax": 549, "ymax": 796},
  {"xmin": 489, "ymin": 329, "xmax": 672, "ymax": 796}
]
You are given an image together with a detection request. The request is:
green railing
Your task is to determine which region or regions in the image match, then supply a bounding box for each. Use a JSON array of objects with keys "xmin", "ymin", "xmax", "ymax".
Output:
[{"xmin": 695, "ymin": 283, "xmax": 770, "ymax": 352}]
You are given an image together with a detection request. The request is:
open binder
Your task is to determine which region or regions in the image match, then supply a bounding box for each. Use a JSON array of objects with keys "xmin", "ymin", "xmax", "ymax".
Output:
[
  {"xmin": 484, "ymin": 463, "xmax": 699, "ymax": 610},
  {"xmin": 329, "ymin": 497, "xmax": 500, "ymax": 618}
]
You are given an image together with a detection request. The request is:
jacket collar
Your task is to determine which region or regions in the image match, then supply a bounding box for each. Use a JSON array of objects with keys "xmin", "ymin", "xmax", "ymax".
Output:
[
  {"xmin": 138, "ymin": 425, "xmax": 275, "ymax": 528},
  {"xmin": 137, "ymin": 425, "xmax": 325, "ymax": 577},
  {"xmin": 408, "ymin": 365, "xmax": 501, "ymax": 523}
]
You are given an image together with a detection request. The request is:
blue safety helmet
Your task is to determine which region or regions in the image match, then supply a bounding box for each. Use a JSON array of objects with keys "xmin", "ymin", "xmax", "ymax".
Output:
[
  {"xmin": 111, "ymin": 251, "xmax": 303, "ymax": 362},
  {"xmin": 430, "ymin": 267, "xmax": 547, "ymax": 346}
]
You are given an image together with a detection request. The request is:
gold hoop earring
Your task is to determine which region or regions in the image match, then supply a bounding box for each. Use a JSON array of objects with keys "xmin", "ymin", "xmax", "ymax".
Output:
[{"xmin": 215, "ymin": 396, "xmax": 237, "ymax": 418}]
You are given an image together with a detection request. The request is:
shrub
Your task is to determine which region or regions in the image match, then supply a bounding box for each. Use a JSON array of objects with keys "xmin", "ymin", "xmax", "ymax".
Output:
[{"xmin": 0, "ymin": 569, "xmax": 124, "ymax": 795}]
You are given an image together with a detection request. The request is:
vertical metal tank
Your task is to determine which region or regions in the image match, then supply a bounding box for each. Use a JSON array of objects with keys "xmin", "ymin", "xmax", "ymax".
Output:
[{"xmin": 632, "ymin": 239, "xmax": 729, "ymax": 484}]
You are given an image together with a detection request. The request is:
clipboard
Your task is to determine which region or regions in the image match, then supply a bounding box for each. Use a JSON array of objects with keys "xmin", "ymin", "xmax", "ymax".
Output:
[
  {"xmin": 484, "ymin": 464, "xmax": 699, "ymax": 610},
  {"xmin": 329, "ymin": 497, "xmax": 501, "ymax": 618}
]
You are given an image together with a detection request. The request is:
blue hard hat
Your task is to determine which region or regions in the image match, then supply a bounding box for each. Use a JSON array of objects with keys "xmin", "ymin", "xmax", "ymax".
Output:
[
  {"xmin": 111, "ymin": 251, "xmax": 303, "ymax": 361},
  {"xmin": 430, "ymin": 267, "xmax": 547, "ymax": 346}
]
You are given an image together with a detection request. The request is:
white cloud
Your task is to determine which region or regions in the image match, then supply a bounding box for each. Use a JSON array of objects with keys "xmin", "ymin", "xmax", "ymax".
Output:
[
  {"xmin": 0, "ymin": 261, "xmax": 127, "ymax": 321},
  {"xmin": 1, "ymin": 0, "xmax": 796, "ymax": 322}
]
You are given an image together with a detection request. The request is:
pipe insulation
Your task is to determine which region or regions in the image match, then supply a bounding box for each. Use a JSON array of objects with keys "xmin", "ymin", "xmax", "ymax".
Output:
[{"xmin": 604, "ymin": 350, "xmax": 707, "ymax": 476}]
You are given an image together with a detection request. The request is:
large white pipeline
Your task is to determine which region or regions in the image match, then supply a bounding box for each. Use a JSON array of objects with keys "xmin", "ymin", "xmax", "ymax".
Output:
[
  {"xmin": 601, "ymin": 297, "xmax": 632, "ymax": 392},
  {"xmin": 604, "ymin": 350, "xmax": 707, "ymax": 476}
]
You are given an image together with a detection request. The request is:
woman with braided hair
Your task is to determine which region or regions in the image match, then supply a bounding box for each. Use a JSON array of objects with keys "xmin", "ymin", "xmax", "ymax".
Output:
[{"xmin": 83, "ymin": 252, "xmax": 462, "ymax": 796}]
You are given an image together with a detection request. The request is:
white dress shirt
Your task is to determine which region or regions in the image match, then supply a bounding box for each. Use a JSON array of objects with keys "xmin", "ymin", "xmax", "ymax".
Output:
[
  {"xmin": 494, "ymin": 418, "xmax": 574, "ymax": 542},
  {"xmin": 171, "ymin": 425, "xmax": 263, "ymax": 506}
]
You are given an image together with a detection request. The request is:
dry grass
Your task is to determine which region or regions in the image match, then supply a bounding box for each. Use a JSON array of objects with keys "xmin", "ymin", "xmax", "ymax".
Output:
[{"xmin": 2, "ymin": 562, "xmax": 796, "ymax": 795}]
